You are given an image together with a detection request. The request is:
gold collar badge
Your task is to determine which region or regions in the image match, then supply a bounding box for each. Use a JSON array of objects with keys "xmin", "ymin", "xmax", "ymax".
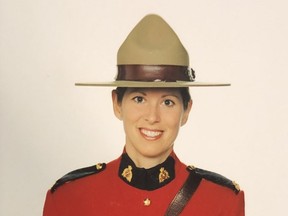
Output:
[
  {"xmin": 122, "ymin": 165, "xmax": 133, "ymax": 182},
  {"xmin": 159, "ymin": 167, "xmax": 170, "ymax": 183}
]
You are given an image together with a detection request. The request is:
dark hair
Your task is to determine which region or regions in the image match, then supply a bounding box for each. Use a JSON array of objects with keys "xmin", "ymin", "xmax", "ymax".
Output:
[{"xmin": 115, "ymin": 87, "xmax": 191, "ymax": 110}]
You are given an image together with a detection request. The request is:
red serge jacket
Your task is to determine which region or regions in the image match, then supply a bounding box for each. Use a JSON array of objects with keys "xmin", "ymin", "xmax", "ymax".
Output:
[{"xmin": 43, "ymin": 153, "xmax": 245, "ymax": 215}]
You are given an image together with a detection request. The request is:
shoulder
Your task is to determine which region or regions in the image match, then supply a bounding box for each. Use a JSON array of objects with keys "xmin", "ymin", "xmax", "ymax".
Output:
[
  {"xmin": 50, "ymin": 163, "xmax": 106, "ymax": 193},
  {"xmin": 187, "ymin": 165, "xmax": 241, "ymax": 194}
]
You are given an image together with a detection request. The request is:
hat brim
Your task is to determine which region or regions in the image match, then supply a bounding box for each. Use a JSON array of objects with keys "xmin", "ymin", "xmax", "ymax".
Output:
[{"xmin": 75, "ymin": 81, "xmax": 230, "ymax": 87}]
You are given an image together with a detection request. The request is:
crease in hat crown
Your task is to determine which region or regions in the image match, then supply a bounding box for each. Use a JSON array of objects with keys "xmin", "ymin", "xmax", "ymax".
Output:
[
  {"xmin": 75, "ymin": 14, "xmax": 231, "ymax": 87},
  {"xmin": 117, "ymin": 14, "xmax": 189, "ymax": 66}
]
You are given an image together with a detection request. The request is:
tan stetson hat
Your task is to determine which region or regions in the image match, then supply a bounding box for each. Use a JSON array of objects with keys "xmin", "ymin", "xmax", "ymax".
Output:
[{"xmin": 75, "ymin": 14, "xmax": 230, "ymax": 87}]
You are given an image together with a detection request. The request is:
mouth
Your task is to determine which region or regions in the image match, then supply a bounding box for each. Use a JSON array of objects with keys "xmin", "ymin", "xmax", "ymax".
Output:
[{"xmin": 140, "ymin": 128, "xmax": 163, "ymax": 140}]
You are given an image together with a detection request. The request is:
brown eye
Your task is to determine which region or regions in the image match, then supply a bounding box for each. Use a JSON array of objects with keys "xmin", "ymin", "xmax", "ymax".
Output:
[
  {"xmin": 163, "ymin": 99, "xmax": 175, "ymax": 107},
  {"xmin": 133, "ymin": 96, "xmax": 145, "ymax": 104}
]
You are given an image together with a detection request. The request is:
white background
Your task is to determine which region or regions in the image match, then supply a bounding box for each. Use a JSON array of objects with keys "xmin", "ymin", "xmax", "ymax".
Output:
[{"xmin": 1, "ymin": 0, "xmax": 287, "ymax": 215}]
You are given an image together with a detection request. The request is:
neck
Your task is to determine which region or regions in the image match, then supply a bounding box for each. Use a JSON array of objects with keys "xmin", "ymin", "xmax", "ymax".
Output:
[{"xmin": 124, "ymin": 145, "xmax": 173, "ymax": 169}]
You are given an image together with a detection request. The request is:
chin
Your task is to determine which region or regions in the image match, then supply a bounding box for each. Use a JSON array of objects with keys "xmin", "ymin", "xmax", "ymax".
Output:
[{"xmin": 139, "ymin": 148, "xmax": 172, "ymax": 159}]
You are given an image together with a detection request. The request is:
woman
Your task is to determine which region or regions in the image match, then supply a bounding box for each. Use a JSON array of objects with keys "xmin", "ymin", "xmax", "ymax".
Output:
[{"xmin": 43, "ymin": 14, "xmax": 244, "ymax": 215}]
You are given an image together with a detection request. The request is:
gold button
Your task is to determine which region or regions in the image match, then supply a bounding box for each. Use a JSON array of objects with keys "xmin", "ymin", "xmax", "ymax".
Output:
[
  {"xmin": 187, "ymin": 165, "xmax": 196, "ymax": 171},
  {"xmin": 143, "ymin": 198, "xmax": 151, "ymax": 206},
  {"xmin": 96, "ymin": 163, "xmax": 103, "ymax": 170},
  {"xmin": 232, "ymin": 181, "xmax": 241, "ymax": 191}
]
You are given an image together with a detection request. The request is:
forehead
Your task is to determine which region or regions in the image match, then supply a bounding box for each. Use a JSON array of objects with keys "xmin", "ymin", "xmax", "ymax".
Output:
[{"xmin": 125, "ymin": 88, "xmax": 182, "ymax": 95}]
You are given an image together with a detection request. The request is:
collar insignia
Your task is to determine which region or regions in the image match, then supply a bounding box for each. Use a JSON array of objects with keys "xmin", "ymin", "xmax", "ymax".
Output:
[
  {"xmin": 159, "ymin": 167, "xmax": 170, "ymax": 183},
  {"xmin": 118, "ymin": 154, "xmax": 175, "ymax": 191},
  {"xmin": 122, "ymin": 165, "xmax": 133, "ymax": 182}
]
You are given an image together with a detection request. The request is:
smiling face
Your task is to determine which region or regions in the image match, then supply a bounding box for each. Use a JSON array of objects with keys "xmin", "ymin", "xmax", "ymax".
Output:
[{"xmin": 112, "ymin": 88, "xmax": 192, "ymax": 168}]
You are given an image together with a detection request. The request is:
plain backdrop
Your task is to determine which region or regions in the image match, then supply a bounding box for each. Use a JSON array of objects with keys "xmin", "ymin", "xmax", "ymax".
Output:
[{"xmin": 1, "ymin": 0, "xmax": 287, "ymax": 215}]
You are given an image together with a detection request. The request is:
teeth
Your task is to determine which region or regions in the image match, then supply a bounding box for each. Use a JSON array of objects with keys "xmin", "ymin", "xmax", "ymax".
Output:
[{"xmin": 141, "ymin": 129, "xmax": 162, "ymax": 137}]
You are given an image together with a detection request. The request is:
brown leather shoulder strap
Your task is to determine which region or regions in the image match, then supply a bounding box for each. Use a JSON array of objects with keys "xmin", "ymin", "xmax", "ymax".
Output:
[{"xmin": 165, "ymin": 169, "xmax": 202, "ymax": 216}]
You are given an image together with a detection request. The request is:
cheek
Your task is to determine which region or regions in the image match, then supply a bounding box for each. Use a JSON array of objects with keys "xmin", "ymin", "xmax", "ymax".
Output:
[
  {"xmin": 165, "ymin": 111, "xmax": 184, "ymax": 128},
  {"xmin": 121, "ymin": 105, "xmax": 142, "ymax": 122}
]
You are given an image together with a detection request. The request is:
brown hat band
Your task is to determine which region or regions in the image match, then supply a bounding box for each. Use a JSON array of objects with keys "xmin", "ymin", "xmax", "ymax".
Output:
[{"xmin": 116, "ymin": 65, "xmax": 195, "ymax": 82}]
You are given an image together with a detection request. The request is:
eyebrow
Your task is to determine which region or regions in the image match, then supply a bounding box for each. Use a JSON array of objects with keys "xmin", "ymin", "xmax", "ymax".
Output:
[
  {"xmin": 161, "ymin": 94, "xmax": 181, "ymax": 101},
  {"xmin": 128, "ymin": 88, "xmax": 147, "ymax": 95},
  {"xmin": 129, "ymin": 88, "xmax": 181, "ymax": 99}
]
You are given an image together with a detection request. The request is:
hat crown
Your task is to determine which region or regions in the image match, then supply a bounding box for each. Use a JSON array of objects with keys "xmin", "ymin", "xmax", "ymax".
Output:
[
  {"xmin": 75, "ymin": 14, "xmax": 230, "ymax": 87},
  {"xmin": 117, "ymin": 14, "xmax": 189, "ymax": 66}
]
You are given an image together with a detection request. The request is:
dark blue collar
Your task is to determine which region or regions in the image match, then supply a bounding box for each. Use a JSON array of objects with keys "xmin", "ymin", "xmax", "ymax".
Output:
[{"xmin": 118, "ymin": 153, "xmax": 175, "ymax": 191}]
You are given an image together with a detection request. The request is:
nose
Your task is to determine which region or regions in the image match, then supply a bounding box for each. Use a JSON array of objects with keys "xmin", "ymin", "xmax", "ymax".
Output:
[{"xmin": 145, "ymin": 104, "xmax": 160, "ymax": 124}]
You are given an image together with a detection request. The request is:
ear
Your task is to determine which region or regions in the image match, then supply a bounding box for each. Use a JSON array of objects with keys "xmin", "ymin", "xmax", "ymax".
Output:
[
  {"xmin": 112, "ymin": 90, "xmax": 123, "ymax": 120},
  {"xmin": 181, "ymin": 99, "xmax": 193, "ymax": 126}
]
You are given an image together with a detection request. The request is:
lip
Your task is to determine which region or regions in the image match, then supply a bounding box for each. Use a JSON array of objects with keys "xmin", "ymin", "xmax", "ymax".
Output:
[{"xmin": 139, "ymin": 128, "xmax": 163, "ymax": 140}]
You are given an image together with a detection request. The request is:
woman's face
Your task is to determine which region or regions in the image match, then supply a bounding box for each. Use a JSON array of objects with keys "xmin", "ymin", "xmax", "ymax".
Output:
[{"xmin": 112, "ymin": 88, "xmax": 192, "ymax": 167}]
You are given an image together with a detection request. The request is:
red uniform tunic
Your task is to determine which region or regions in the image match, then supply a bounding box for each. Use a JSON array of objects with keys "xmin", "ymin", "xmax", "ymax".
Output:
[{"xmin": 43, "ymin": 153, "xmax": 244, "ymax": 215}]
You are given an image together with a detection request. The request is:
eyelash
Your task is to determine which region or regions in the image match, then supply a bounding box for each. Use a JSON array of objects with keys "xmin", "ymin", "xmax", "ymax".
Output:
[
  {"xmin": 132, "ymin": 96, "xmax": 175, "ymax": 107},
  {"xmin": 132, "ymin": 96, "xmax": 145, "ymax": 103},
  {"xmin": 163, "ymin": 99, "xmax": 175, "ymax": 107}
]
